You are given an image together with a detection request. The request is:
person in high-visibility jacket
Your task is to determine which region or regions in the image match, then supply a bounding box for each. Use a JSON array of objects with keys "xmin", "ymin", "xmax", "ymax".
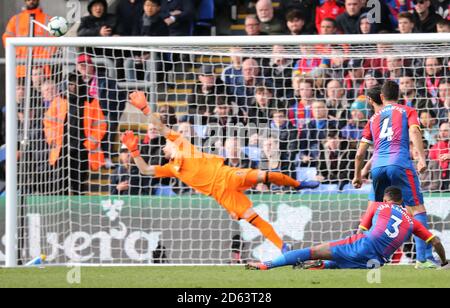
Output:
[
  {"xmin": 2, "ymin": 0, "xmax": 55, "ymax": 78},
  {"xmin": 43, "ymin": 91, "xmax": 107, "ymax": 172},
  {"xmin": 83, "ymin": 97, "xmax": 108, "ymax": 172}
]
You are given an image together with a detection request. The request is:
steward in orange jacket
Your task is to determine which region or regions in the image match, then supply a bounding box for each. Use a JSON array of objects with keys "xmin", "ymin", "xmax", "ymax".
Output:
[{"xmin": 2, "ymin": 0, "xmax": 55, "ymax": 78}]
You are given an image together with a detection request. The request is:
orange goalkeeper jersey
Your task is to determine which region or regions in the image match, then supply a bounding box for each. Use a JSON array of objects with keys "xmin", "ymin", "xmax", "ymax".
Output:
[{"xmin": 154, "ymin": 131, "xmax": 234, "ymax": 197}]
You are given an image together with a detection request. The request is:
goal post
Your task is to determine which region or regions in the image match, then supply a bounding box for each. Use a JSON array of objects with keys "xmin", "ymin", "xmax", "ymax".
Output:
[{"xmin": 4, "ymin": 34, "xmax": 450, "ymax": 267}]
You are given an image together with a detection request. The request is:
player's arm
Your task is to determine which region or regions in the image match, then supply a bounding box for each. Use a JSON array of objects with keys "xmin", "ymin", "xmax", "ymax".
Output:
[
  {"xmin": 353, "ymin": 141, "xmax": 370, "ymax": 189},
  {"xmin": 129, "ymin": 91, "xmax": 172, "ymax": 138},
  {"xmin": 409, "ymin": 125, "xmax": 427, "ymax": 174},
  {"xmin": 413, "ymin": 218, "xmax": 448, "ymax": 267}
]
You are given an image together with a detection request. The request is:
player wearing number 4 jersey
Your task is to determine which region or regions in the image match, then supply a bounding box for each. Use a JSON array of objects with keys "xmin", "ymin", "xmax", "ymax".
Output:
[
  {"xmin": 122, "ymin": 92, "xmax": 320, "ymax": 254},
  {"xmin": 353, "ymin": 82, "xmax": 436, "ymax": 269},
  {"xmin": 246, "ymin": 187, "xmax": 449, "ymax": 270}
]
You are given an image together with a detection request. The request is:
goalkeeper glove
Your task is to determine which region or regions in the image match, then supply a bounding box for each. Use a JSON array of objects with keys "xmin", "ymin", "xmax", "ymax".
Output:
[
  {"xmin": 129, "ymin": 91, "xmax": 151, "ymax": 116},
  {"xmin": 121, "ymin": 130, "xmax": 140, "ymax": 158}
]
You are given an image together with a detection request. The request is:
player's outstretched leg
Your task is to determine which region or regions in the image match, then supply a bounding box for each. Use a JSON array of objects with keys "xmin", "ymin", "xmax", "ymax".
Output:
[
  {"xmin": 414, "ymin": 211, "xmax": 437, "ymax": 269},
  {"xmin": 245, "ymin": 211, "xmax": 290, "ymax": 253},
  {"xmin": 244, "ymin": 170, "xmax": 320, "ymax": 190},
  {"xmin": 246, "ymin": 247, "xmax": 315, "ymax": 270}
]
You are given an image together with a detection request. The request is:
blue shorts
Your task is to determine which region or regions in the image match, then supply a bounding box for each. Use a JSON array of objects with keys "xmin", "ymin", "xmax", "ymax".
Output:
[
  {"xmin": 330, "ymin": 234, "xmax": 384, "ymax": 269},
  {"xmin": 369, "ymin": 165, "xmax": 424, "ymax": 207}
]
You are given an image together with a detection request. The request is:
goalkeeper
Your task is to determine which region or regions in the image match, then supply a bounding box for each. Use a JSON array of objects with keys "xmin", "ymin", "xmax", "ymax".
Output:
[{"xmin": 122, "ymin": 91, "xmax": 321, "ymax": 253}]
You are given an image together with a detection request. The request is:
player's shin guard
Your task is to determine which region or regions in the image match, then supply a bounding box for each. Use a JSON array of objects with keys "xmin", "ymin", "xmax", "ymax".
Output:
[
  {"xmin": 265, "ymin": 248, "xmax": 312, "ymax": 269},
  {"xmin": 266, "ymin": 172, "xmax": 300, "ymax": 188},
  {"xmin": 248, "ymin": 214, "xmax": 283, "ymax": 250},
  {"xmin": 414, "ymin": 212, "xmax": 434, "ymax": 262}
]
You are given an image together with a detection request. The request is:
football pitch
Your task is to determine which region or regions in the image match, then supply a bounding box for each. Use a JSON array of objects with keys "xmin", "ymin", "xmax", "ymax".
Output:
[{"xmin": 0, "ymin": 266, "xmax": 449, "ymax": 288}]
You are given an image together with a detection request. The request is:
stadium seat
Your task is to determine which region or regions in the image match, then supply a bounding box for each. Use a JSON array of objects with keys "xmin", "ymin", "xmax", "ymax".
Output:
[
  {"xmin": 342, "ymin": 183, "xmax": 372, "ymax": 194},
  {"xmin": 296, "ymin": 167, "xmax": 318, "ymax": 182},
  {"xmin": 242, "ymin": 147, "xmax": 261, "ymax": 162},
  {"xmin": 154, "ymin": 185, "xmax": 176, "ymax": 197}
]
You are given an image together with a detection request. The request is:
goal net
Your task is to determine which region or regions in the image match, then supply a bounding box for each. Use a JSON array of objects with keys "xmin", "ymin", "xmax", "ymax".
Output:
[{"xmin": 3, "ymin": 35, "xmax": 450, "ymax": 266}]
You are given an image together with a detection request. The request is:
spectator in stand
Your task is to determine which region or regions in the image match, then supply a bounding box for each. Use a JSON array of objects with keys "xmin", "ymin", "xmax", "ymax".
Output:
[
  {"xmin": 245, "ymin": 15, "xmax": 265, "ymax": 35},
  {"xmin": 78, "ymin": 0, "xmax": 122, "ymax": 37},
  {"xmin": 385, "ymin": 56, "xmax": 404, "ymax": 82},
  {"xmin": 158, "ymin": 104, "xmax": 178, "ymax": 129},
  {"xmin": 247, "ymin": 86, "xmax": 276, "ymax": 127},
  {"xmin": 437, "ymin": 78, "xmax": 450, "ymax": 122},
  {"xmin": 2, "ymin": 0, "xmax": 54, "ymax": 78},
  {"xmin": 317, "ymin": 130, "xmax": 354, "ymax": 188},
  {"xmin": 188, "ymin": 64, "xmax": 224, "ymax": 125},
  {"xmin": 357, "ymin": 12, "xmax": 377, "ymax": 34},
  {"xmin": 160, "ymin": 0, "xmax": 195, "ymax": 36},
  {"xmin": 320, "ymin": 17, "xmax": 339, "ymax": 34},
  {"xmin": 286, "ymin": 9, "xmax": 313, "ymax": 35},
  {"xmin": 77, "ymin": 54, "xmax": 127, "ymax": 168},
  {"xmin": 361, "ymin": 0, "xmax": 395, "ymax": 32},
  {"xmin": 345, "ymin": 59, "xmax": 365, "ymax": 100},
  {"xmin": 420, "ymin": 109, "xmax": 440, "ymax": 146},
  {"xmin": 341, "ymin": 96, "xmax": 368, "ymax": 140},
  {"xmin": 299, "ymin": 100, "xmax": 338, "ymax": 167},
  {"xmin": 253, "ymin": 137, "xmax": 291, "ymax": 192},
  {"xmin": 256, "ymin": 0, "xmax": 287, "ymax": 35},
  {"xmin": 271, "ymin": 109, "xmax": 299, "ymax": 173},
  {"xmin": 132, "ymin": 0, "xmax": 169, "ymax": 36},
  {"xmin": 288, "ymin": 77, "xmax": 314, "ymax": 131},
  {"xmin": 40, "ymin": 78, "xmax": 58, "ymax": 109},
  {"xmin": 110, "ymin": 145, "xmax": 144, "ymax": 195},
  {"xmin": 116, "ymin": 0, "xmax": 144, "ymax": 36},
  {"xmin": 31, "ymin": 66, "xmax": 46, "ymax": 98},
  {"xmin": 399, "ymin": 71, "xmax": 434, "ymax": 111},
  {"xmin": 429, "ymin": 122, "xmax": 450, "ymax": 191},
  {"xmin": 436, "ymin": 19, "xmax": 450, "ymax": 33},
  {"xmin": 293, "ymin": 45, "xmax": 326, "ymax": 77},
  {"xmin": 413, "ymin": 0, "xmax": 443, "ymax": 33},
  {"xmin": 315, "ymin": 0, "xmax": 345, "ymax": 34},
  {"xmin": 327, "ymin": 46, "xmax": 347, "ymax": 80},
  {"xmin": 279, "ymin": 0, "xmax": 318, "ymax": 34},
  {"xmin": 264, "ymin": 45, "xmax": 294, "ymax": 100},
  {"xmin": 432, "ymin": 0, "xmax": 449, "ymax": 19},
  {"xmin": 363, "ymin": 69, "xmax": 384, "ymax": 92},
  {"xmin": 424, "ymin": 57, "xmax": 445, "ymax": 99},
  {"xmin": 398, "ymin": 12, "xmax": 417, "ymax": 34},
  {"xmin": 325, "ymin": 79, "xmax": 350, "ymax": 128},
  {"xmin": 227, "ymin": 58, "xmax": 271, "ymax": 109},
  {"xmin": 205, "ymin": 96, "xmax": 242, "ymax": 153},
  {"xmin": 412, "ymin": 140, "xmax": 441, "ymax": 192},
  {"xmin": 385, "ymin": 0, "xmax": 414, "ymax": 29},
  {"xmin": 336, "ymin": 0, "xmax": 364, "ymax": 34},
  {"xmin": 67, "ymin": 74, "xmax": 89, "ymax": 195},
  {"xmin": 224, "ymin": 137, "xmax": 251, "ymax": 169},
  {"xmin": 222, "ymin": 47, "xmax": 244, "ymax": 97}
]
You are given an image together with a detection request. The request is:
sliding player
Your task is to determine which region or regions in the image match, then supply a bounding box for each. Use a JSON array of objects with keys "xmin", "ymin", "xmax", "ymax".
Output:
[
  {"xmin": 353, "ymin": 82, "xmax": 436, "ymax": 269},
  {"xmin": 246, "ymin": 186, "xmax": 448, "ymax": 270},
  {"xmin": 121, "ymin": 91, "xmax": 320, "ymax": 253}
]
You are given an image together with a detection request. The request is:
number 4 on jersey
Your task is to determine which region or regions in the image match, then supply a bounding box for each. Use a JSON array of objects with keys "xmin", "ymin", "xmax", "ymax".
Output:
[{"xmin": 380, "ymin": 118, "xmax": 394, "ymax": 141}]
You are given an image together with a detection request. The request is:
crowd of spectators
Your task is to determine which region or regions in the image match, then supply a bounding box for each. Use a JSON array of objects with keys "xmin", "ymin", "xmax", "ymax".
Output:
[{"xmin": 2, "ymin": 0, "xmax": 450, "ymax": 196}]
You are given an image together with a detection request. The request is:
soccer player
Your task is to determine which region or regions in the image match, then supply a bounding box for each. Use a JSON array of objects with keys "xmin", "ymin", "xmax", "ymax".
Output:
[
  {"xmin": 353, "ymin": 81, "xmax": 436, "ymax": 269},
  {"xmin": 246, "ymin": 187, "xmax": 448, "ymax": 270},
  {"xmin": 121, "ymin": 91, "xmax": 321, "ymax": 253}
]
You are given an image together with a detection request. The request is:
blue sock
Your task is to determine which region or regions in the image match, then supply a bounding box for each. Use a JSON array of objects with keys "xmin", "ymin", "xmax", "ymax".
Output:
[
  {"xmin": 264, "ymin": 248, "xmax": 311, "ymax": 269},
  {"xmin": 414, "ymin": 212, "xmax": 432, "ymax": 262},
  {"xmin": 324, "ymin": 261, "xmax": 339, "ymax": 269}
]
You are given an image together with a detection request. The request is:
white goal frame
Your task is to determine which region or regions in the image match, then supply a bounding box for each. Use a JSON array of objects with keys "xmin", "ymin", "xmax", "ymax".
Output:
[{"xmin": 5, "ymin": 33, "xmax": 450, "ymax": 268}]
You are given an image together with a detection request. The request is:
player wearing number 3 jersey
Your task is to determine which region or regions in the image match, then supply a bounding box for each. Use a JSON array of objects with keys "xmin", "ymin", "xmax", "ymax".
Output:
[
  {"xmin": 353, "ymin": 82, "xmax": 436, "ymax": 269},
  {"xmin": 246, "ymin": 187, "xmax": 448, "ymax": 270}
]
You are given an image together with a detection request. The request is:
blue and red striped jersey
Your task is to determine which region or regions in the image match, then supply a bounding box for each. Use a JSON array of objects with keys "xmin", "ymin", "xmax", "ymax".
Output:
[
  {"xmin": 359, "ymin": 202, "xmax": 434, "ymax": 259},
  {"xmin": 361, "ymin": 104, "xmax": 421, "ymax": 170}
]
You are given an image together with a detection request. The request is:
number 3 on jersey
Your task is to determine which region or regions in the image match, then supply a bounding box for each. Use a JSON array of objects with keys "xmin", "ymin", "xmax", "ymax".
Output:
[
  {"xmin": 385, "ymin": 215, "xmax": 403, "ymax": 238},
  {"xmin": 380, "ymin": 118, "xmax": 393, "ymax": 141}
]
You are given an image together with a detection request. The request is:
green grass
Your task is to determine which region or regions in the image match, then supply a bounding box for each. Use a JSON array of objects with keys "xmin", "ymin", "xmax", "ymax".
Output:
[{"xmin": 1, "ymin": 266, "xmax": 450, "ymax": 288}]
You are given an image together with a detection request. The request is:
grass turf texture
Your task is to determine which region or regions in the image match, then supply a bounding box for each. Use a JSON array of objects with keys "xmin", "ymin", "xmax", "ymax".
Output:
[{"xmin": 1, "ymin": 266, "xmax": 449, "ymax": 288}]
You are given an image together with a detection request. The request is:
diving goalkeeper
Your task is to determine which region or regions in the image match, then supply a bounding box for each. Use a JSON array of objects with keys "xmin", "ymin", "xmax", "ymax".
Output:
[{"xmin": 121, "ymin": 91, "xmax": 320, "ymax": 253}]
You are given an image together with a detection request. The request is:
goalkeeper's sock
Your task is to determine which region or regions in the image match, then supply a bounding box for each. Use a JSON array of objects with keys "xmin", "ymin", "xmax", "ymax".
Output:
[
  {"xmin": 267, "ymin": 172, "xmax": 300, "ymax": 188},
  {"xmin": 264, "ymin": 248, "xmax": 312, "ymax": 269},
  {"xmin": 414, "ymin": 212, "xmax": 431, "ymax": 263},
  {"xmin": 248, "ymin": 215, "xmax": 283, "ymax": 250}
]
